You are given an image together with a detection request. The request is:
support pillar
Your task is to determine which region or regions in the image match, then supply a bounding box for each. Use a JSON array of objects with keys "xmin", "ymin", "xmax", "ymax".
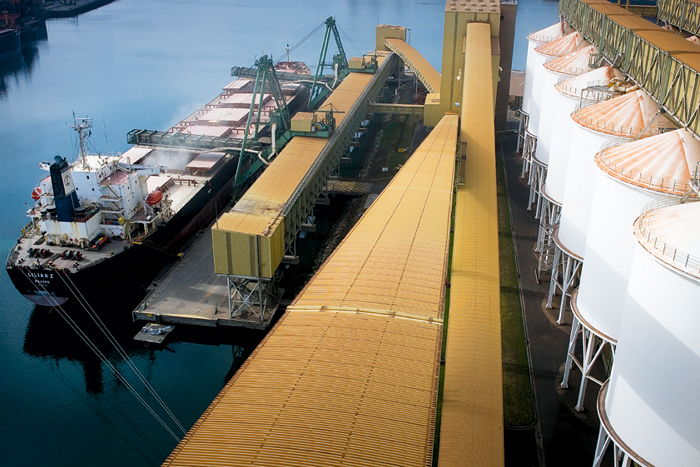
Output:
[
  {"xmin": 535, "ymin": 191, "xmax": 561, "ymax": 282},
  {"xmin": 517, "ymin": 110, "xmax": 529, "ymax": 154},
  {"xmin": 561, "ymin": 290, "xmax": 616, "ymax": 412},
  {"xmin": 547, "ymin": 228, "xmax": 583, "ymax": 324},
  {"xmin": 521, "ymin": 128, "xmax": 537, "ymax": 180}
]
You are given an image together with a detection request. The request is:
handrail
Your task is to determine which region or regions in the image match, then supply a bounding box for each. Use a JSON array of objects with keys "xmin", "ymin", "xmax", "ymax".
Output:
[
  {"xmin": 596, "ymin": 151, "xmax": 695, "ymax": 195},
  {"xmin": 636, "ymin": 198, "xmax": 700, "ymax": 276}
]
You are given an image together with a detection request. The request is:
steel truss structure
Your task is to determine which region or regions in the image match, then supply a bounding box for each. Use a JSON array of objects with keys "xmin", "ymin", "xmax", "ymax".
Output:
[
  {"xmin": 517, "ymin": 110, "xmax": 529, "ymax": 154},
  {"xmin": 560, "ymin": 0, "xmax": 700, "ymax": 139},
  {"xmin": 593, "ymin": 382, "xmax": 652, "ymax": 467},
  {"xmin": 547, "ymin": 227, "xmax": 583, "ymax": 325},
  {"xmin": 535, "ymin": 191, "xmax": 561, "ymax": 281},
  {"xmin": 562, "ymin": 289, "xmax": 616, "ymax": 412}
]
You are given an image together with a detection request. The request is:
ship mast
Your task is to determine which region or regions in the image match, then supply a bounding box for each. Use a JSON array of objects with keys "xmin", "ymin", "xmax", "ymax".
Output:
[{"xmin": 68, "ymin": 113, "xmax": 93, "ymax": 166}]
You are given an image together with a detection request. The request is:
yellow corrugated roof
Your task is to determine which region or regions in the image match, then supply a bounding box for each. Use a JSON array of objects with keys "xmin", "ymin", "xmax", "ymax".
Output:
[
  {"xmin": 439, "ymin": 22, "xmax": 503, "ymax": 467},
  {"xmin": 164, "ymin": 114, "xmax": 459, "ymax": 467},
  {"xmin": 320, "ymin": 72, "xmax": 374, "ymax": 125},
  {"xmin": 164, "ymin": 311, "xmax": 443, "ymax": 467},
  {"xmin": 292, "ymin": 115, "xmax": 458, "ymax": 320},
  {"xmin": 216, "ymin": 137, "xmax": 327, "ymax": 236},
  {"xmin": 385, "ymin": 38, "xmax": 441, "ymax": 93}
]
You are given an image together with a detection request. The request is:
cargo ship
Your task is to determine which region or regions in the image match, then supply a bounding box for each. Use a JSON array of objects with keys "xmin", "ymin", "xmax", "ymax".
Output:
[{"xmin": 6, "ymin": 72, "xmax": 309, "ymax": 307}]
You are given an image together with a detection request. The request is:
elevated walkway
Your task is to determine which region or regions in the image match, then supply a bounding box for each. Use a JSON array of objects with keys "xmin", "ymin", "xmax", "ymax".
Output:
[
  {"xmin": 386, "ymin": 38, "xmax": 441, "ymax": 93},
  {"xmin": 163, "ymin": 114, "xmax": 459, "ymax": 467},
  {"xmin": 438, "ymin": 22, "xmax": 504, "ymax": 466}
]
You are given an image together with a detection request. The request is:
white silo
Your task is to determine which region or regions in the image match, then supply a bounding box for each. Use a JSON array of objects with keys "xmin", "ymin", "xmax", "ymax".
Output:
[
  {"xmin": 521, "ymin": 21, "xmax": 569, "ymax": 131},
  {"xmin": 535, "ymin": 66, "xmax": 624, "ymax": 280},
  {"xmin": 528, "ymin": 31, "xmax": 583, "ymax": 142},
  {"xmin": 561, "ymin": 129, "xmax": 700, "ymax": 412},
  {"xmin": 521, "ymin": 31, "xmax": 584, "ymax": 179},
  {"xmin": 527, "ymin": 44, "xmax": 597, "ymax": 213},
  {"xmin": 549, "ymin": 90, "xmax": 672, "ymax": 323},
  {"xmin": 594, "ymin": 200, "xmax": 700, "ymax": 467}
]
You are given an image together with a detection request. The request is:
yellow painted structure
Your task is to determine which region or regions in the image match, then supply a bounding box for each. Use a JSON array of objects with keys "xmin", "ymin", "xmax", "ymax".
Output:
[
  {"xmin": 385, "ymin": 38, "xmax": 442, "ymax": 94},
  {"xmin": 212, "ymin": 72, "xmax": 373, "ymax": 278},
  {"xmin": 436, "ymin": 0, "xmax": 502, "ymax": 122},
  {"xmin": 212, "ymin": 137, "xmax": 326, "ymax": 278},
  {"xmin": 439, "ymin": 22, "xmax": 503, "ymax": 466},
  {"xmin": 375, "ymin": 24, "xmax": 407, "ymax": 52},
  {"xmin": 164, "ymin": 115, "xmax": 459, "ymax": 467}
]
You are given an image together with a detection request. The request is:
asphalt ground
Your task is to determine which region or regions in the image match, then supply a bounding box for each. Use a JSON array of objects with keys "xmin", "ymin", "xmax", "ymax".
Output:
[{"xmin": 499, "ymin": 131, "xmax": 612, "ymax": 467}]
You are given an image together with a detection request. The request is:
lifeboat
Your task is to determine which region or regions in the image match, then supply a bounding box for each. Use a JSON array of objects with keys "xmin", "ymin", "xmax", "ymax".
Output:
[
  {"xmin": 145, "ymin": 190, "xmax": 163, "ymax": 206},
  {"xmin": 31, "ymin": 187, "xmax": 42, "ymax": 201}
]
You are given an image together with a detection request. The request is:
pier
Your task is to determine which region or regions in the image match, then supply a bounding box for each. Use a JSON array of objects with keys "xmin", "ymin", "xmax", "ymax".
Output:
[{"xmin": 162, "ymin": 2, "xmax": 510, "ymax": 465}]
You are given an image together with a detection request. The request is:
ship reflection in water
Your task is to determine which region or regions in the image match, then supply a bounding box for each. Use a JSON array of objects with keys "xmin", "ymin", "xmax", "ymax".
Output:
[
  {"xmin": 0, "ymin": 21, "xmax": 47, "ymax": 97},
  {"xmin": 22, "ymin": 299, "xmax": 265, "ymax": 422}
]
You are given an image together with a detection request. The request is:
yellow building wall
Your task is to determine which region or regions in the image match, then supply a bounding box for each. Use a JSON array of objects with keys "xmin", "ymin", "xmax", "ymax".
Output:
[
  {"xmin": 212, "ymin": 222, "xmax": 285, "ymax": 278},
  {"xmin": 375, "ymin": 25, "xmax": 407, "ymax": 52}
]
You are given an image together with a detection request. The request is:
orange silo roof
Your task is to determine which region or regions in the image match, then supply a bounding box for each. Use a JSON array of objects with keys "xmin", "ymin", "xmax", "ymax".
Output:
[
  {"xmin": 571, "ymin": 89, "xmax": 673, "ymax": 138},
  {"xmin": 555, "ymin": 65, "xmax": 624, "ymax": 98},
  {"xmin": 535, "ymin": 31, "xmax": 583, "ymax": 57},
  {"xmin": 527, "ymin": 21, "xmax": 569, "ymax": 43},
  {"xmin": 544, "ymin": 43, "xmax": 598, "ymax": 76},
  {"xmin": 596, "ymin": 128, "xmax": 700, "ymax": 195}
]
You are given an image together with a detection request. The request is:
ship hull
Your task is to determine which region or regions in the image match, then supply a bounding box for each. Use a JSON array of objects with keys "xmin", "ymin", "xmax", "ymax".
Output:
[{"xmin": 7, "ymin": 153, "xmax": 253, "ymax": 307}]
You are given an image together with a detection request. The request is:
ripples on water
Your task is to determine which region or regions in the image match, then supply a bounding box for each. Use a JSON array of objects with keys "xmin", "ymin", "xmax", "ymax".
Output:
[{"xmin": 0, "ymin": 1, "xmax": 557, "ymax": 465}]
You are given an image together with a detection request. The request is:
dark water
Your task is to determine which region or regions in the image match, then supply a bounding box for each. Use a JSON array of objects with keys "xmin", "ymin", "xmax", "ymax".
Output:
[{"xmin": 0, "ymin": 1, "xmax": 557, "ymax": 465}]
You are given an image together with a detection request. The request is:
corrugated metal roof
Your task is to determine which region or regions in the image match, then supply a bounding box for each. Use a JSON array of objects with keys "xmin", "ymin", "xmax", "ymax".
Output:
[
  {"xmin": 555, "ymin": 65, "xmax": 624, "ymax": 98},
  {"xmin": 527, "ymin": 21, "xmax": 568, "ymax": 43},
  {"xmin": 293, "ymin": 115, "xmax": 458, "ymax": 320},
  {"xmin": 386, "ymin": 38, "xmax": 441, "ymax": 94},
  {"xmin": 608, "ymin": 14, "xmax": 659, "ymax": 30},
  {"xmin": 590, "ymin": 3, "xmax": 633, "ymax": 15},
  {"xmin": 636, "ymin": 29, "xmax": 700, "ymax": 53},
  {"xmin": 534, "ymin": 31, "xmax": 583, "ymax": 57},
  {"xmin": 217, "ymin": 137, "xmax": 327, "ymax": 236},
  {"xmin": 596, "ymin": 128, "xmax": 700, "ymax": 195},
  {"xmin": 163, "ymin": 114, "xmax": 459, "ymax": 467},
  {"xmin": 544, "ymin": 43, "xmax": 598, "ymax": 75},
  {"xmin": 671, "ymin": 51, "xmax": 700, "ymax": 70},
  {"xmin": 440, "ymin": 22, "xmax": 503, "ymax": 467},
  {"xmin": 320, "ymin": 72, "xmax": 374, "ymax": 125},
  {"xmin": 571, "ymin": 89, "xmax": 673, "ymax": 138},
  {"xmin": 634, "ymin": 201, "xmax": 700, "ymax": 280}
]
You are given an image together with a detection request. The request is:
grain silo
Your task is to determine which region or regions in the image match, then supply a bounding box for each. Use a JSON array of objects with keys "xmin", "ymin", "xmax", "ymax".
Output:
[
  {"xmin": 528, "ymin": 43, "xmax": 597, "ymax": 215},
  {"xmin": 521, "ymin": 31, "xmax": 583, "ymax": 179},
  {"xmin": 519, "ymin": 21, "xmax": 569, "ymax": 153},
  {"xmin": 549, "ymin": 90, "xmax": 672, "ymax": 323},
  {"xmin": 561, "ymin": 129, "xmax": 700, "ymax": 412},
  {"xmin": 535, "ymin": 66, "xmax": 624, "ymax": 279},
  {"xmin": 594, "ymin": 200, "xmax": 700, "ymax": 467}
]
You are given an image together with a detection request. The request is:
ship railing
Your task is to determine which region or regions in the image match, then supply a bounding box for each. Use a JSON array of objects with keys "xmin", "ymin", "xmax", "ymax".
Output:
[{"xmin": 637, "ymin": 198, "xmax": 700, "ymax": 276}]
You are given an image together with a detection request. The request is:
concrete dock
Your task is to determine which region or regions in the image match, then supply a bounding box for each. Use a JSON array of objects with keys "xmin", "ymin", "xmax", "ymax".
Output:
[{"xmin": 132, "ymin": 227, "xmax": 278, "ymax": 330}]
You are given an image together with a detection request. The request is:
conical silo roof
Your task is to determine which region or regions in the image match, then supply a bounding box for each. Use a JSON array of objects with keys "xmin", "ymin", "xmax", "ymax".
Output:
[
  {"xmin": 555, "ymin": 65, "xmax": 624, "ymax": 98},
  {"xmin": 527, "ymin": 21, "xmax": 569, "ymax": 43},
  {"xmin": 544, "ymin": 43, "xmax": 598, "ymax": 76},
  {"xmin": 570, "ymin": 89, "xmax": 672, "ymax": 138},
  {"xmin": 687, "ymin": 35, "xmax": 700, "ymax": 45},
  {"xmin": 596, "ymin": 129, "xmax": 700, "ymax": 196},
  {"xmin": 634, "ymin": 200, "xmax": 700, "ymax": 281},
  {"xmin": 534, "ymin": 31, "xmax": 583, "ymax": 57}
]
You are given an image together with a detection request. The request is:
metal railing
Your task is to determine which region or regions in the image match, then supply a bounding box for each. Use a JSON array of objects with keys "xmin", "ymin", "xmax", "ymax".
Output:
[
  {"xmin": 637, "ymin": 198, "xmax": 700, "ymax": 275},
  {"xmin": 596, "ymin": 151, "xmax": 695, "ymax": 195}
]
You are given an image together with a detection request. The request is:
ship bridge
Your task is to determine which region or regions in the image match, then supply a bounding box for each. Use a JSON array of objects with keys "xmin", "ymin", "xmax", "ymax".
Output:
[{"xmin": 163, "ymin": 1, "xmax": 506, "ymax": 465}]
